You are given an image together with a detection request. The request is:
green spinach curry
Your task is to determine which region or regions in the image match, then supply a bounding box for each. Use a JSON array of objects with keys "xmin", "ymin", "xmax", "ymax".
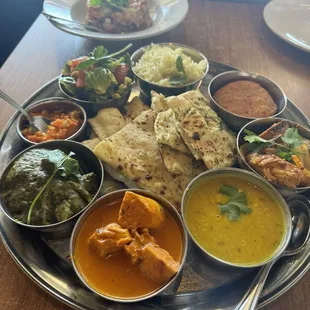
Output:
[{"xmin": 2, "ymin": 149, "xmax": 99, "ymax": 225}]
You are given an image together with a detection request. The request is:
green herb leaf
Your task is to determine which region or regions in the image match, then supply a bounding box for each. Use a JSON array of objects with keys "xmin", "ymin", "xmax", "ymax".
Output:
[
  {"xmin": 27, "ymin": 152, "xmax": 77, "ymax": 225},
  {"xmin": 75, "ymin": 58, "xmax": 97, "ymax": 71},
  {"xmin": 169, "ymin": 74, "xmax": 188, "ymax": 86},
  {"xmin": 218, "ymin": 185, "xmax": 251, "ymax": 221},
  {"xmin": 281, "ymin": 127, "xmax": 303, "ymax": 148},
  {"xmin": 58, "ymin": 157, "xmax": 81, "ymax": 179},
  {"xmin": 89, "ymin": 0, "xmax": 102, "ymax": 6},
  {"xmin": 92, "ymin": 45, "xmax": 108, "ymax": 59},
  {"xmin": 59, "ymin": 76, "xmax": 77, "ymax": 95},
  {"xmin": 85, "ymin": 67, "xmax": 118, "ymax": 95},
  {"xmin": 244, "ymin": 129, "xmax": 268, "ymax": 144},
  {"xmin": 176, "ymin": 56, "xmax": 185, "ymax": 73},
  {"xmin": 219, "ymin": 204, "xmax": 240, "ymax": 221}
]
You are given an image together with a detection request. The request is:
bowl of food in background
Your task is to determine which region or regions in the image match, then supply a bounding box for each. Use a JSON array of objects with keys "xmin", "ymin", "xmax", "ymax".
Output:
[
  {"xmin": 0, "ymin": 140, "xmax": 104, "ymax": 233},
  {"xmin": 59, "ymin": 44, "xmax": 134, "ymax": 115},
  {"xmin": 70, "ymin": 189, "xmax": 187, "ymax": 302},
  {"xmin": 17, "ymin": 97, "xmax": 87, "ymax": 145},
  {"xmin": 237, "ymin": 117, "xmax": 310, "ymax": 196},
  {"xmin": 182, "ymin": 168, "xmax": 291, "ymax": 268},
  {"xmin": 208, "ymin": 71, "xmax": 287, "ymax": 131},
  {"xmin": 86, "ymin": 0, "xmax": 152, "ymax": 33},
  {"xmin": 131, "ymin": 43, "xmax": 209, "ymax": 99}
]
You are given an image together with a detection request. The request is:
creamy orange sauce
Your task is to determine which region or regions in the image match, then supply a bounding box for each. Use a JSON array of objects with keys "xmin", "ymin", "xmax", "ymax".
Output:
[
  {"xmin": 184, "ymin": 176, "xmax": 285, "ymax": 265},
  {"xmin": 74, "ymin": 199, "xmax": 183, "ymax": 298}
]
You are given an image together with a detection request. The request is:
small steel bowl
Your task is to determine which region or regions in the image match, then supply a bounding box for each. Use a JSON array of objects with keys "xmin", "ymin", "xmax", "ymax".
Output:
[
  {"xmin": 181, "ymin": 168, "xmax": 292, "ymax": 269},
  {"xmin": 58, "ymin": 77, "xmax": 132, "ymax": 116},
  {"xmin": 17, "ymin": 97, "xmax": 87, "ymax": 145},
  {"xmin": 70, "ymin": 189, "xmax": 188, "ymax": 303},
  {"xmin": 0, "ymin": 140, "xmax": 104, "ymax": 233},
  {"xmin": 237, "ymin": 117, "xmax": 310, "ymax": 196},
  {"xmin": 131, "ymin": 43, "xmax": 209, "ymax": 99},
  {"xmin": 208, "ymin": 71, "xmax": 287, "ymax": 131}
]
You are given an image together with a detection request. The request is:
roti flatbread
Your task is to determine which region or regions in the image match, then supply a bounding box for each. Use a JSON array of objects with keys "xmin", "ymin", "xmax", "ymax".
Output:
[
  {"xmin": 123, "ymin": 96, "xmax": 150, "ymax": 122},
  {"xmin": 81, "ymin": 137, "xmax": 101, "ymax": 150},
  {"xmin": 155, "ymin": 109, "xmax": 190, "ymax": 154},
  {"xmin": 88, "ymin": 108, "xmax": 126, "ymax": 140},
  {"xmin": 160, "ymin": 145, "xmax": 205, "ymax": 176},
  {"xmin": 175, "ymin": 108, "xmax": 236, "ymax": 169},
  {"xmin": 94, "ymin": 111, "xmax": 192, "ymax": 209}
]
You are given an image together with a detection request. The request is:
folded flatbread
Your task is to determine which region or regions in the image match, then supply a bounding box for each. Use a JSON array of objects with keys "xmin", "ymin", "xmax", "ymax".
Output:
[
  {"xmin": 81, "ymin": 137, "xmax": 101, "ymax": 150},
  {"xmin": 155, "ymin": 109, "xmax": 190, "ymax": 154},
  {"xmin": 123, "ymin": 96, "xmax": 150, "ymax": 122},
  {"xmin": 175, "ymin": 108, "xmax": 236, "ymax": 169},
  {"xmin": 88, "ymin": 107, "xmax": 126, "ymax": 140},
  {"xmin": 160, "ymin": 145, "xmax": 205, "ymax": 176},
  {"xmin": 94, "ymin": 111, "xmax": 192, "ymax": 209}
]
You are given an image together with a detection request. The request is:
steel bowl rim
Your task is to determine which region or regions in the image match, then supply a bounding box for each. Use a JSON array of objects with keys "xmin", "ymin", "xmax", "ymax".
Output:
[
  {"xmin": 70, "ymin": 188, "xmax": 188, "ymax": 303},
  {"xmin": 237, "ymin": 117, "xmax": 310, "ymax": 191},
  {"xmin": 16, "ymin": 97, "xmax": 87, "ymax": 145},
  {"xmin": 0, "ymin": 139, "xmax": 104, "ymax": 230},
  {"xmin": 207, "ymin": 70, "xmax": 288, "ymax": 121},
  {"xmin": 58, "ymin": 75, "xmax": 133, "ymax": 105},
  {"xmin": 130, "ymin": 42, "xmax": 209, "ymax": 89},
  {"xmin": 181, "ymin": 167, "xmax": 292, "ymax": 269}
]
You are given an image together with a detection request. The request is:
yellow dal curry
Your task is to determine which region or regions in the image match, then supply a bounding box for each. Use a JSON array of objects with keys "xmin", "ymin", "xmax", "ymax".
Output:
[{"xmin": 184, "ymin": 176, "xmax": 285, "ymax": 265}]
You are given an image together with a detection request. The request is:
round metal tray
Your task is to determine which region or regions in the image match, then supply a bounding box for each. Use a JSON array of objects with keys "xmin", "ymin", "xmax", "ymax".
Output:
[{"xmin": 1, "ymin": 61, "xmax": 310, "ymax": 310}]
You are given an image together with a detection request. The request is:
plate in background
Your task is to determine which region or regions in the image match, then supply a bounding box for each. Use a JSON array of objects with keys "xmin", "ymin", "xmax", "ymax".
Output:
[
  {"xmin": 263, "ymin": 0, "xmax": 310, "ymax": 53},
  {"xmin": 43, "ymin": 0, "xmax": 188, "ymax": 41}
]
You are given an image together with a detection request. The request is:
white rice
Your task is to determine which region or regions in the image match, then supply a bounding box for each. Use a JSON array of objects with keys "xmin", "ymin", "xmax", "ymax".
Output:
[{"xmin": 133, "ymin": 45, "xmax": 207, "ymax": 86}]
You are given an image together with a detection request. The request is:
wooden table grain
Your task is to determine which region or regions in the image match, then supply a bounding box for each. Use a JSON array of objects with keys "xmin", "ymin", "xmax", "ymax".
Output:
[{"xmin": 1, "ymin": 1, "xmax": 310, "ymax": 309}]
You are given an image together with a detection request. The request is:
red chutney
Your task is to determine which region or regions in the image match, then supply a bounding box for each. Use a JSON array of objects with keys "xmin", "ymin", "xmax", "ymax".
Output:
[{"xmin": 22, "ymin": 109, "xmax": 82, "ymax": 143}]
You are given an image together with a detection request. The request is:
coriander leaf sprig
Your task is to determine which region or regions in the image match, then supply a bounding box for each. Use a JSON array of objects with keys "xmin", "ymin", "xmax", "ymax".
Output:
[
  {"xmin": 27, "ymin": 152, "xmax": 79, "ymax": 225},
  {"xmin": 218, "ymin": 185, "xmax": 251, "ymax": 221},
  {"xmin": 243, "ymin": 128, "xmax": 304, "ymax": 162}
]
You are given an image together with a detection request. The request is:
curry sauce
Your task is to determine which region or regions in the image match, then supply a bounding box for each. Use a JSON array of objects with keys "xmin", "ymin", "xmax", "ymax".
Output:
[
  {"xmin": 74, "ymin": 199, "xmax": 183, "ymax": 298},
  {"xmin": 184, "ymin": 176, "xmax": 285, "ymax": 265}
]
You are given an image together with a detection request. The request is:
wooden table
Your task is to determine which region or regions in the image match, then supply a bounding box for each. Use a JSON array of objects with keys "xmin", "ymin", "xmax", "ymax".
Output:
[{"xmin": 1, "ymin": 1, "xmax": 310, "ymax": 309}]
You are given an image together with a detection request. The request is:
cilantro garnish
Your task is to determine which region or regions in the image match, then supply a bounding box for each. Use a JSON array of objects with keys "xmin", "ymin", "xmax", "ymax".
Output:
[
  {"xmin": 243, "ymin": 127, "xmax": 305, "ymax": 162},
  {"xmin": 281, "ymin": 127, "xmax": 303, "ymax": 148},
  {"xmin": 27, "ymin": 152, "xmax": 80, "ymax": 225},
  {"xmin": 176, "ymin": 56, "xmax": 185, "ymax": 73},
  {"xmin": 218, "ymin": 185, "xmax": 252, "ymax": 221}
]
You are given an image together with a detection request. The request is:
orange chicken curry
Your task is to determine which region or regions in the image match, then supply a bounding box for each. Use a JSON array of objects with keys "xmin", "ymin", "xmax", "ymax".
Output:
[{"xmin": 74, "ymin": 191, "xmax": 183, "ymax": 299}]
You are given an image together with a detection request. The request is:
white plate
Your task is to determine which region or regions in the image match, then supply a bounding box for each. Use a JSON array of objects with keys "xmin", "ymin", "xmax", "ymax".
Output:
[
  {"xmin": 43, "ymin": 0, "xmax": 189, "ymax": 41},
  {"xmin": 263, "ymin": 0, "xmax": 310, "ymax": 53}
]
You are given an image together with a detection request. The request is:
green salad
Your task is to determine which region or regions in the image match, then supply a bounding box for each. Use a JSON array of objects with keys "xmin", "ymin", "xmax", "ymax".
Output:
[{"xmin": 60, "ymin": 44, "xmax": 133, "ymax": 103}]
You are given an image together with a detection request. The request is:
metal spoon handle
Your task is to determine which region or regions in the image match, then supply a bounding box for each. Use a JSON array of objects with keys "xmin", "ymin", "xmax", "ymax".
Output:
[
  {"xmin": 0, "ymin": 90, "xmax": 33, "ymax": 124},
  {"xmin": 234, "ymin": 262, "xmax": 274, "ymax": 310}
]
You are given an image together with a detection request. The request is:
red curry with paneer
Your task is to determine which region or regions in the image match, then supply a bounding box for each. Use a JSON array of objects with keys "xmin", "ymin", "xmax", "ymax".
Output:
[
  {"xmin": 22, "ymin": 109, "xmax": 82, "ymax": 143},
  {"xmin": 74, "ymin": 191, "xmax": 183, "ymax": 299}
]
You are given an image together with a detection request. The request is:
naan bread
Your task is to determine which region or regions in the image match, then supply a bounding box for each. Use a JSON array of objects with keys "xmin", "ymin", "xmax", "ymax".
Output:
[
  {"xmin": 155, "ymin": 109, "xmax": 190, "ymax": 154},
  {"xmin": 81, "ymin": 137, "xmax": 101, "ymax": 150},
  {"xmin": 175, "ymin": 108, "xmax": 236, "ymax": 169},
  {"xmin": 94, "ymin": 111, "xmax": 192, "ymax": 209},
  {"xmin": 88, "ymin": 108, "xmax": 126, "ymax": 140},
  {"xmin": 160, "ymin": 145, "xmax": 205, "ymax": 176},
  {"xmin": 123, "ymin": 96, "xmax": 150, "ymax": 122}
]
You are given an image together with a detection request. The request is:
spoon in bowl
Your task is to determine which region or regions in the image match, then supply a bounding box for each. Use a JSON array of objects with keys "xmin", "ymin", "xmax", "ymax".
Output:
[
  {"xmin": 234, "ymin": 196, "xmax": 310, "ymax": 310},
  {"xmin": 0, "ymin": 90, "xmax": 51, "ymax": 133}
]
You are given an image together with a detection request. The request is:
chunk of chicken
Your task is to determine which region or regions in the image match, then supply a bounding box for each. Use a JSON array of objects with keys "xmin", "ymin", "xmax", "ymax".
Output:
[
  {"xmin": 140, "ymin": 243, "xmax": 180, "ymax": 284},
  {"xmin": 124, "ymin": 228, "xmax": 155, "ymax": 264},
  {"xmin": 247, "ymin": 153, "xmax": 304, "ymax": 188},
  {"xmin": 88, "ymin": 223, "xmax": 132, "ymax": 258},
  {"xmin": 118, "ymin": 191, "xmax": 165, "ymax": 230}
]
